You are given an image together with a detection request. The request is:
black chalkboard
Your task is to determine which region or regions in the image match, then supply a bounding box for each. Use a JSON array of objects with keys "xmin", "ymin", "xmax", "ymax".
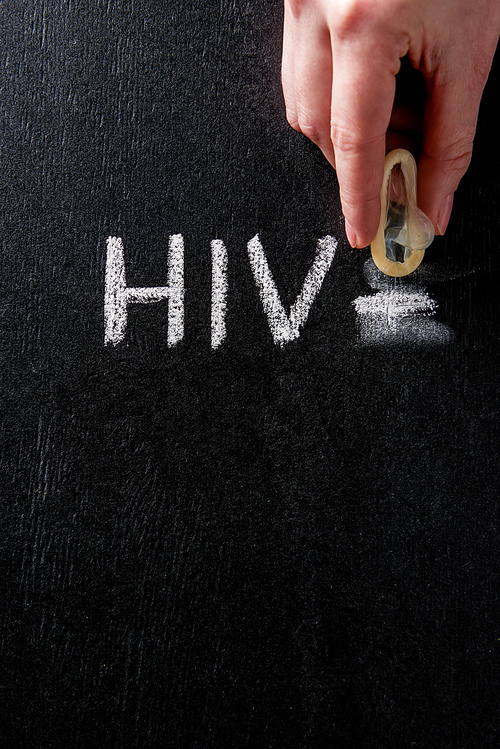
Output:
[{"xmin": 1, "ymin": 2, "xmax": 499, "ymax": 746}]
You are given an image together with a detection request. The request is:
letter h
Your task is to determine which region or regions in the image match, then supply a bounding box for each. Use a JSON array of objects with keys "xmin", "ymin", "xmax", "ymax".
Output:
[{"xmin": 104, "ymin": 236, "xmax": 184, "ymax": 346}]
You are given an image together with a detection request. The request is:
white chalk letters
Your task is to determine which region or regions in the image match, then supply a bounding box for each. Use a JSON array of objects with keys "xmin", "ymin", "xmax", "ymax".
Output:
[
  {"xmin": 104, "ymin": 234, "xmax": 337, "ymax": 347},
  {"xmin": 247, "ymin": 235, "xmax": 337, "ymax": 345},
  {"xmin": 210, "ymin": 239, "xmax": 228, "ymax": 349},
  {"xmin": 104, "ymin": 235, "xmax": 184, "ymax": 346}
]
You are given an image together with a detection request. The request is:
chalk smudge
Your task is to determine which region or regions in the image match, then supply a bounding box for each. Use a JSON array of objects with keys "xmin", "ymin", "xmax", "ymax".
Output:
[{"xmin": 353, "ymin": 260, "xmax": 454, "ymax": 346}]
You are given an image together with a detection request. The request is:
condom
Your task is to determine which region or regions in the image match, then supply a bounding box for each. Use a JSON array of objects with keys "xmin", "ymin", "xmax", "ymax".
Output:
[{"xmin": 370, "ymin": 149, "xmax": 434, "ymax": 277}]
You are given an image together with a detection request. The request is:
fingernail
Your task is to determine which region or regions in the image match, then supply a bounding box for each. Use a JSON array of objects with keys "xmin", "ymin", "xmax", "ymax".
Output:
[
  {"xmin": 345, "ymin": 219, "xmax": 358, "ymax": 248},
  {"xmin": 437, "ymin": 193, "xmax": 454, "ymax": 235}
]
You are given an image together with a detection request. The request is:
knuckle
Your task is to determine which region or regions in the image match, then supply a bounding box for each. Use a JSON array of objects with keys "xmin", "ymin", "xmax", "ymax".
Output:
[
  {"xmin": 431, "ymin": 136, "xmax": 474, "ymax": 180},
  {"xmin": 331, "ymin": 122, "xmax": 380, "ymax": 160},
  {"xmin": 330, "ymin": 122, "xmax": 360, "ymax": 153},
  {"xmin": 447, "ymin": 148, "xmax": 473, "ymax": 177},
  {"xmin": 285, "ymin": 110, "xmax": 301, "ymax": 133},
  {"xmin": 332, "ymin": 0, "xmax": 379, "ymax": 38},
  {"xmin": 287, "ymin": 105, "xmax": 327, "ymax": 145},
  {"xmin": 341, "ymin": 182, "xmax": 382, "ymax": 212},
  {"xmin": 331, "ymin": 0, "xmax": 405, "ymax": 46},
  {"xmin": 286, "ymin": 0, "xmax": 309, "ymax": 15},
  {"xmin": 296, "ymin": 116, "xmax": 323, "ymax": 145}
]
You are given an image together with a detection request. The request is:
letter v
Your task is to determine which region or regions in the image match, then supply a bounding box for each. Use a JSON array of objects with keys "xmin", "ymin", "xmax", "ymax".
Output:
[{"xmin": 247, "ymin": 235, "xmax": 337, "ymax": 345}]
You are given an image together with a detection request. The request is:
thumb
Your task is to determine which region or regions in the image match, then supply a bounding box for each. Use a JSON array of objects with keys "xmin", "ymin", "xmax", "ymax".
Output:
[{"xmin": 417, "ymin": 64, "xmax": 488, "ymax": 235}]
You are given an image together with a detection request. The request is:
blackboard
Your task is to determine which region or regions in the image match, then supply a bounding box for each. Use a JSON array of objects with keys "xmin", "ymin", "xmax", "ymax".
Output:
[{"xmin": 1, "ymin": 2, "xmax": 499, "ymax": 746}]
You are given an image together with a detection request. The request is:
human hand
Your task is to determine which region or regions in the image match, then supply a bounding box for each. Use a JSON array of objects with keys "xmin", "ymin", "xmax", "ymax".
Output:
[{"xmin": 282, "ymin": 0, "xmax": 500, "ymax": 248}]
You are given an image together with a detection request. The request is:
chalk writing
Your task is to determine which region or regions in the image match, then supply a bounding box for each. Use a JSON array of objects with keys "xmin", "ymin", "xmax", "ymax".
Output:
[
  {"xmin": 104, "ymin": 234, "xmax": 337, "ymax": 347},
  {"xmin": 211, "ymin": 239, "xmax": 228, "ymax": 350},
  {"xmin": 105, "ymin": 238, "xmax": 453, "ymax": 348},
  {"xmin": 104, "ymin": 235, "xmax": 184, "ymax": 346},
  {"xmin": 247, "ymin": 235, "xmax": 337, "ymax": 346}
]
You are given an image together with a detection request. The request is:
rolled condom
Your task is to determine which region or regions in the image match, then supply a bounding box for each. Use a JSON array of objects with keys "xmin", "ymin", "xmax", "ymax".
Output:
[{"xmin": 370, "ymin": 149, "xmax": 435, "ymax": 277}]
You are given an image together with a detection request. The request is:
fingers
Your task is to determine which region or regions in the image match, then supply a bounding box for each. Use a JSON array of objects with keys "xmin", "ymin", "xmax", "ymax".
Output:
[
  {"xmin": 282, "ymin": 2, "xmax": 407, "ymax": 248},
  {"xmin": 282, "ymin": 0, "xmax": 499, "ymax": 250},
  {"xmin": 282, "ymin": 3, "xmax": 335, "ymax": 166},
  {"xmin": 331, "ymin": 38, "xmax": 401, "ymax": 247},
  {"xmin": 417, "ymin": 67, "xmax": 487, "ymax": 235},
  {"xmin": 414, "ymin": 3, "xmax": 500, "ymax": 234}
]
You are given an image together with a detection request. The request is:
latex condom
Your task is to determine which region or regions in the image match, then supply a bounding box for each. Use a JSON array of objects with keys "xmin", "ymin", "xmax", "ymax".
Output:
[{"xmin": 370, "ymin": 148, "xmax": 435, "ymax": 277}]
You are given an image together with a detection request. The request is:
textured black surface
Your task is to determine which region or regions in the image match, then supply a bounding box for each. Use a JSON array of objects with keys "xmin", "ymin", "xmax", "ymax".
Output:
[{"xmin": 1, "ymin": 2, "xmax": 499, "ymax": 747}]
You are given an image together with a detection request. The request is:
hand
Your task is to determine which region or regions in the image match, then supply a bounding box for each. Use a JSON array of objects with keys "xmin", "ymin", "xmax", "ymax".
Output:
[{"xmin": 282, "ymin": 0, "xmax": 500, "ymax": 247}]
